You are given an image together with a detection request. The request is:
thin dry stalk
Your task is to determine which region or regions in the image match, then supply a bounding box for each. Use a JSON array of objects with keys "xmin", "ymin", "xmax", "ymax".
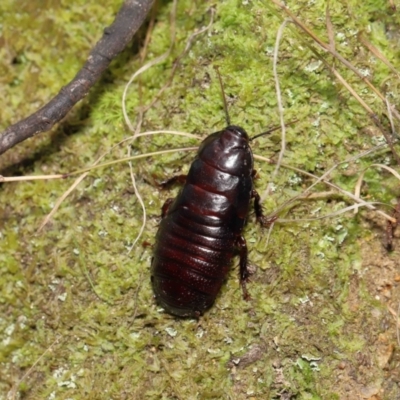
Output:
[
  {"xmin": 1, "ymin": 131, "xmax": 200, "ymax": 180},
  {"xmin": 358, "ymin": 33, "xmax": 400, "ymax": 80},
  {"xmin": 260, "ymin": 7, "xmax": 399, "ymax": 221},
  {"xmin": 37, "ymin": 130, "xmax": 200, "ymax": 230},
  {"xmin": 386, "ymin": 97, "xmax": 397, "ymax": 137},
  {"xmin": 270, "ymin": 0, "xmax": 400, "ymax": 131},
  {"xmin": 0, "ymin": 174, "xmax": 63, "ymax": 182},
  {"xmin": 125, "ymin": 0, "xmax": 175, "ymax": 255},
  {"xmin": 121, "ymin": 3, "xmax": 213, "ymax": 252},
  {"xmin": 277, "ymin": 201, "xmax": 386, "ymax": 224},
  {"xmin": 256, "ymin": 140, "xmax": 396, "ymax": 224},
  {"xmin": 122, "ymin": 0, "xmax": 178, "ymax": 134},
  {"xmin": 127, "ymin": 157, "xmax": 146, "ymax": 254},
  {"xmin": 325, "ymin": 2, "xmax": 336, "ymax": 53},
  {"xmin": 61, "ymin": 146, "xmax": 198, "ymax": 177},
  {"xmin": 305, "ymin": 38, "xmax": 400, "ymax": 165},
  {"xmin": 134, "ymin": 7, "xmax": 215, "ymax": 132},
  {"xmin": 37, "ymin": 1, "xmax": 177, "ymax": 232},
  {"xmin": 354, "ymin": 163, "xmax": 400, "ymax": 215},
  {"xmin": 262, "ymin": 18, "xmax": 291, "ymax": 202},
  {"xmin": 122, "ymin": 5, "xmax": 214, "ymax": 136},
  {"xmin": 8, "ymin": 336, "xmax": 60, "ymax": 400},
  {"xmin": 328, "ymin": 63, "xmax": 400, "ymax": 165}
]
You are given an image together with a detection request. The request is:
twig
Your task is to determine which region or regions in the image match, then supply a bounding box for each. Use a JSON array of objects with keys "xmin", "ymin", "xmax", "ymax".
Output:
[{"xmin": 0, "ymin": 0, "xmax": 155, "ymax": 156}]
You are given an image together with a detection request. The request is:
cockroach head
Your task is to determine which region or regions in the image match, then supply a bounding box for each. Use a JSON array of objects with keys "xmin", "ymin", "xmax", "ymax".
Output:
[
  {"xmin": 225, "ymin": 125, "xmax": 249, "ymax": 141},
  {"xmin": 198, "ymin": 125, "xmax": 253, "ymax": 176}
]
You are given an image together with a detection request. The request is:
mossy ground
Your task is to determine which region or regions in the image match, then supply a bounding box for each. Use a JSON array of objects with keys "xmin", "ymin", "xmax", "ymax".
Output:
[{"xmin": 1, "ymin": 0, "xmax": 400, "ymax": 399}]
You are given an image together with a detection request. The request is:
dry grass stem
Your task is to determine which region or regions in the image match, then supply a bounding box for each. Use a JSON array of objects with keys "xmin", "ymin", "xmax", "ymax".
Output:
[
  {"xmin": 120, "ymin": 2, "xmax": 213, "ymax": 252},
  {"xmin": 358, "ymin": 32, "xmax": 400, "ymax": 80},
  {"xmin": 37, "ymin": 130, "xmax": 199, "ymax": 230},
  {"xmin": 8, "ymin": 337, "xmax": 60, "ymax": 400},
  {"xmin": 256, "ymin": 145, "xmax": 396, "ymax": 223},
  {"xmin": 325, "ymin": 3, "xmax": 336, "ymax": 53},
  {"xmin": 262, "ymin": 18, "xmax": 291, "ymax": 202},
  {"xmin": 270, "ymin": 0, "xmax": 400, "ymax": 123},
  {"xmin": 122, "ymin": 0, "xmax": 178, "ymax": 135},
  {"xmin": 277, "ymin": 201, "xmax": 386, "ymax": 224},
  {"xmin": 0, "ymin": 174, "xmax": 63, "ymax": 182}
]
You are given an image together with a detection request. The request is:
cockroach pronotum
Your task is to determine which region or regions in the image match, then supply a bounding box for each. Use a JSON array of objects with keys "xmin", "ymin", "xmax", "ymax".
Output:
[
  {"xmin": 150, "ymin": 71, "xmax": 281, "ymax": 317},
  {"xmin": 151, "ymin": 124, "xmax": 271, "ymax": 317}
]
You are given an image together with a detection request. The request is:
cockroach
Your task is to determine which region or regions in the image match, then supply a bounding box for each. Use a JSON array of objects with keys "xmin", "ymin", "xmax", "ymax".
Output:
[
  {"xmin": 150, "ymin": 123, "xmax": 278, "ymax": 317},
  {"xmin": 151, "ymin": 72, "xmax": 280, "ymax": 317}
]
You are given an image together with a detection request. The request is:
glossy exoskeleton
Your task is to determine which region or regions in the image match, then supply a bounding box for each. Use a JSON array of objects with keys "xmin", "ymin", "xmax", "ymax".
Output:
[{"xmin": 151, "ymin": 125, "xmax": 267, "ymax": 317}]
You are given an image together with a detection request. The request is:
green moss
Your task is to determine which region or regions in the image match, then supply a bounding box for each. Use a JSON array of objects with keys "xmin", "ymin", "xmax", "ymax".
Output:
[{"xmin": 1, "ymin": 0, "xmax": 400, "ymax": 398}]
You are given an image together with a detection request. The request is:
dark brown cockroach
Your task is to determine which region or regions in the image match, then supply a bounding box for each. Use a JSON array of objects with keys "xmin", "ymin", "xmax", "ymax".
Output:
[{"xmin": 151, "ymin": 124, "xmax": 270, "ymax": 317}]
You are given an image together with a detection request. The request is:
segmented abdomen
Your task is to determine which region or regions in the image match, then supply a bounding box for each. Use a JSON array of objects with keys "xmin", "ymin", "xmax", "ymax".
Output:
[
  {"xmin": 151, "ymin": 127, "xmax": 253, "ymax": 317},
  {"xmin": 151, "ymin": 186, "xmax": 240, "ymax": 317}
]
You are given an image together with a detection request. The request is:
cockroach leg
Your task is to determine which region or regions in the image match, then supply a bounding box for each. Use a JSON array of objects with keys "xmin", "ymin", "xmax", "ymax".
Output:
[
  {"xmin": 237, "ymin": 235, "xmax": 251, "ymax": 301},
  {"xmin": 158, "ymin": 174, "xmax": 187, "ymax": 189},
  {"xmin": 252, "ymin": 189, "xmax": 277, "ymax": 227},
  {"xmin": 161, "ymin": 198, "xmax": 174, "ymax": 218}
]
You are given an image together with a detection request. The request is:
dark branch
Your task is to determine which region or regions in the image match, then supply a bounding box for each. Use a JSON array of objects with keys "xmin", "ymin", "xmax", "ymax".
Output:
[{"xmin": 0, "ymin": 0, "xmax": 155, "ymax": 156}]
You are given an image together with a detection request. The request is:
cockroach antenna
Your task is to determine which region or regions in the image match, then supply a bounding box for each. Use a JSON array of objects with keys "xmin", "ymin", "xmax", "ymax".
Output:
[
  {"xmin": 250, "ymin": 119, "xmax": 298, "ymax": 141},
  {"xmin": 214, "ymin": 66, "xmax": 231, "ymax": 126}
]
